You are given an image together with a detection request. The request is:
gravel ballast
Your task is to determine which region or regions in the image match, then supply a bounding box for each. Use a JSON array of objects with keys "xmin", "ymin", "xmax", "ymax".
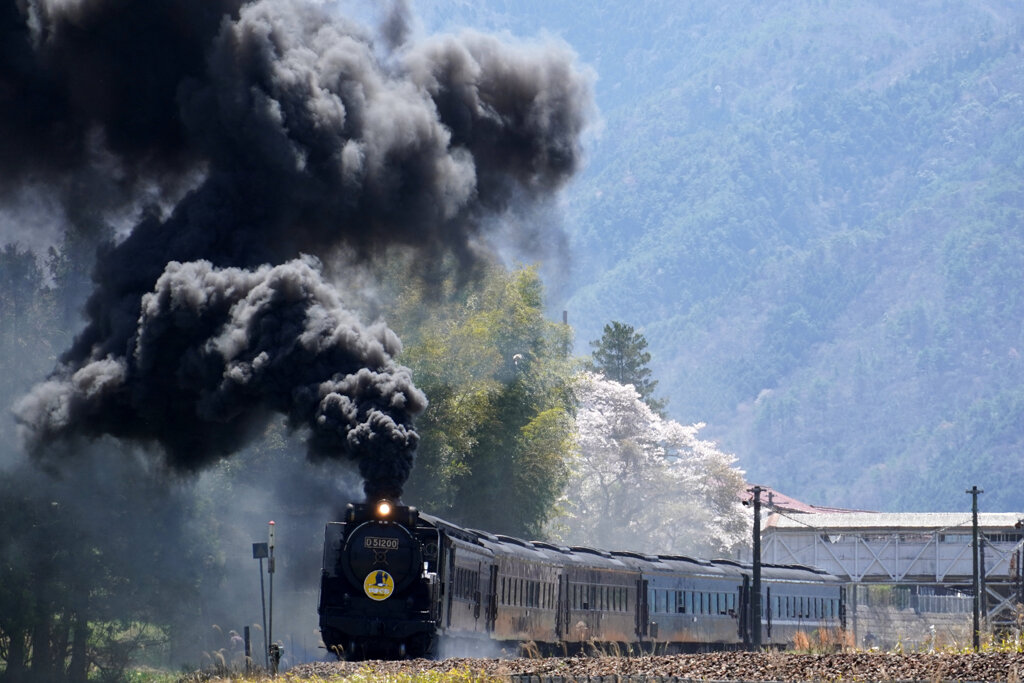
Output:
[{"xmin": 289, "ymin": 651, "xmax": 1024, "ymax": 682}]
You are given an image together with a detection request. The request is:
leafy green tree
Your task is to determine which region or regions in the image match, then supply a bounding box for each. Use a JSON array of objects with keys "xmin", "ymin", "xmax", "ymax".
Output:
[
  {"xmin": 394, "ymin": 265, "xmax": 577, "ymax": 538},
  {"xmin": 588, "ymin": 321, "xmax": 666, "ymax": 414}
]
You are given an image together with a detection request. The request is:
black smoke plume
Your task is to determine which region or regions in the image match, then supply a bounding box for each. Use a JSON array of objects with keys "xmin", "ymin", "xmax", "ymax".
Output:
[{"xmin": 6, "ymin": 0, "xmax": 591, "ymax": 499}]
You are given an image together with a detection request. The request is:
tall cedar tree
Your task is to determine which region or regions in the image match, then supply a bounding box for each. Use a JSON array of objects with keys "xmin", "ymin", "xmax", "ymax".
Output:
[{"xmin": 589, "ymin": 321, "xmax": 666, "ymax": 414}]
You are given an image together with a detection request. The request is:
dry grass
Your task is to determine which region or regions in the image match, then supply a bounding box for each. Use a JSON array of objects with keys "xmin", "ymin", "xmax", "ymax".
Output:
[
  {"xmin": 791, "ymin": 627, "xmax": 854, "ymax": 653},
  {"xmin": 185, "ymin": 669, "xmax": 503, "ymax": 683}
]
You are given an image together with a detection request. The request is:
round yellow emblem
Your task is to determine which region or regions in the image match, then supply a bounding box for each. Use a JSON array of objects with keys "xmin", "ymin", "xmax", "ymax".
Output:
[{"xmin": 363, "ymin": 570, "xmax": 395, "ymax": 601}]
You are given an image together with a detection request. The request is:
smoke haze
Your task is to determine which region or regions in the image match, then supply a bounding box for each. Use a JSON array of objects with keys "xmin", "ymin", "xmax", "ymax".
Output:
[{"xmin": 5, "ymin": 0, "xmax": 592, "ymax": 498}]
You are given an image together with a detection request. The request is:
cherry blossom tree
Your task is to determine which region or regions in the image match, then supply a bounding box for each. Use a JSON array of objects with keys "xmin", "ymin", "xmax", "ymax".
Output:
[{"xmin": 548, "ymin": 372, "xmax": 747, "ymax": 557}]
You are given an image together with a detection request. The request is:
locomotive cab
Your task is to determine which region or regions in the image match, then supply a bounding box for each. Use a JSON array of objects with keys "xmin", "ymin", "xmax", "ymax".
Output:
[{"xmin": 318, "ymin": 501, "xmax": 439, "ymax": 659}]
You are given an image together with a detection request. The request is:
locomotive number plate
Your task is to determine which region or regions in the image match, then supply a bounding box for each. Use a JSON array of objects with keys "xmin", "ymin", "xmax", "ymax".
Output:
[{"xmin": 364, "ymin": 536, "xmax": 399, "ymax": 550}]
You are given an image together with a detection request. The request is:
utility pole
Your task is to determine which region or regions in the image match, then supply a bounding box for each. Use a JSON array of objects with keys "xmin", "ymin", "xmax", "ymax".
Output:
[
  {"xmin": 251, "ymin": 541, "xmax": 269, "ymax": 669},
  {"xmin": 748, "ymin": 485, "xmax": 763, "ymax": 650},
  {"xmin": 268, "ymin": 520, "xmax": 278, "ymax": 674},
  {"xmin": 967, "ymin": 485, "xmax": 983, "ymax": 651}
]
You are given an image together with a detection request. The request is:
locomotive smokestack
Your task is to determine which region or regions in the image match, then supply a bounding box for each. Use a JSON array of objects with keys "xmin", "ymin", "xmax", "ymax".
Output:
[{"xmin": 7, "ymin": 0, "xmax": 592, "ymax": 498}]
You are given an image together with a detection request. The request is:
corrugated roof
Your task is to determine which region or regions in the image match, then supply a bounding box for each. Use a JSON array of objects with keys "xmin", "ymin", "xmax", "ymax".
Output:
[{"xmin": 764, "ymin": 511, "xmax": 1024, "ymax": 531}]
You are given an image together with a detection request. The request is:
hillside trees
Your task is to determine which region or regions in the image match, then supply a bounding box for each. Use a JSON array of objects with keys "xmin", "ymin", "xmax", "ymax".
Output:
[
  {"xmin": 548, "ymin": 372, "xmax": 747, "ymax": 556},
  {"xmin": 394, "ymin": 264, "xmax": 576, "ymax": 538},
  {"xmin": 0, "ymin": 237, "xmax": 223, "ymax": 682},
  {"xmin": 588, "ymin": 321, "xmax": 666, "ymax": 413}
]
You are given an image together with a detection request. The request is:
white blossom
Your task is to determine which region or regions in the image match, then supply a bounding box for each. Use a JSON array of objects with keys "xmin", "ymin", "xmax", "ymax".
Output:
[{"xmin": 548, "ymin": 372, "xmax": 747, "ymax": 557}]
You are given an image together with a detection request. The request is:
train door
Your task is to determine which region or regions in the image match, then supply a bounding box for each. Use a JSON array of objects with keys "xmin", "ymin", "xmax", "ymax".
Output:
[
  {"xmin": 738, "ymin": 575, "xmax": 750, "ymax": 645},
  {"xmin": 486, "ymin": 565, "xmax": 498, "ymax": 632},
  {"xmin": 635, "ymin": 579, "xmax": 649, "ymax": 641},
  {"xmin": 556, "ymin": 574, "xmax": 569, "ymax": 640},
  {"xmin": 444, "ymin": 545, "xmax": 455, "ymax": 628},
  {"xmin": 472, "ymin": 561, "xmax": 482, "ymax": 626}
]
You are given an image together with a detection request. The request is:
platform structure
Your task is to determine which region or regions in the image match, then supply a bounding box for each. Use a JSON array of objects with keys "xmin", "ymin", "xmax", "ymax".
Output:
[{"xmin": 761, "ymin": 512, "xmax": 1024, "ymax": 633}]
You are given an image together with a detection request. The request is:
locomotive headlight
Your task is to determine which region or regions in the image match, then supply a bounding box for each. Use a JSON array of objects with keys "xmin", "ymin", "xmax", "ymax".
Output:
[{"xmin": 376, "ymin": 500, "xmax": 392, "ymax": 518}]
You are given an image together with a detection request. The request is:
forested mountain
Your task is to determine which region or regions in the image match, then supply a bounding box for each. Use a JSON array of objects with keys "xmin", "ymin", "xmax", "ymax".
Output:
[{"xmin": 421, "ymin": 0, "xmax": 1024, "ymax": 511}]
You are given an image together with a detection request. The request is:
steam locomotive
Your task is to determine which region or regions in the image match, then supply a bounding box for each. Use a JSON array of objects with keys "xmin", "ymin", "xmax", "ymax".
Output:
[{"xmin": 318, "ymin": 500, "xmax": 845, "ymax": 660}]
